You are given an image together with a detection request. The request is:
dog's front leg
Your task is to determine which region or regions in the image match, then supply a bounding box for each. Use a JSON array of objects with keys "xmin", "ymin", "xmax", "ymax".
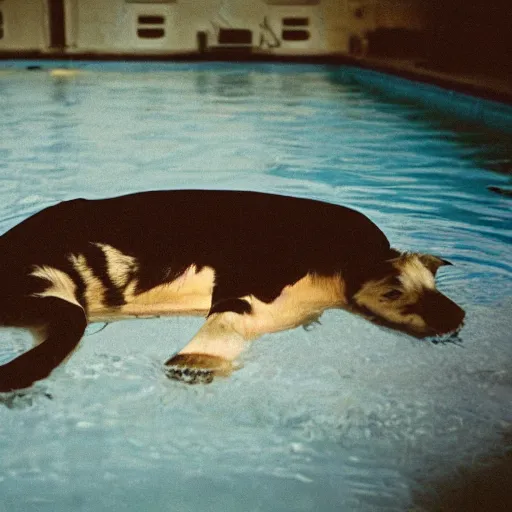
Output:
[
  {"xmin": 0, "ymin": 297, "xmax": 87, "ymax": 392},
  {"xmin": 165, "ymin": 309, "xmax": 250, "ymax": 384}
]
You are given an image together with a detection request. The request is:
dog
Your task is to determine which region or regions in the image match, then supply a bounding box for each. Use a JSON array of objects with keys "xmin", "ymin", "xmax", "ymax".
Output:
[{"xmin": 0, "ymin": 190, "xmax": 465, "ymax": 391}]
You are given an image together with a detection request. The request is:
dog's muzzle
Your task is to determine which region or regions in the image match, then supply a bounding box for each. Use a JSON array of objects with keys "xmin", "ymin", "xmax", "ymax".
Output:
[{"xmin": 415, "ymin": 290, "xmax": 466, "ymax": 338}]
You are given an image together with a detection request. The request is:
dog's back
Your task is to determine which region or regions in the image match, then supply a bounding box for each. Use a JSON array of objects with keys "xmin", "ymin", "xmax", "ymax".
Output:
[{"xmin": 1, "ymin": 190, "xmax": 391, "ymax": 312}]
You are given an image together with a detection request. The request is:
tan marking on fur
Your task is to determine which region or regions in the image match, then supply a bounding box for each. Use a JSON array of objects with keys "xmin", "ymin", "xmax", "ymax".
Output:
[
  {"xmin": 178, "ymin": 311, "xmax": 248, "ymax": 361},
  {"xmin": 394, "ymin": 254, "xmax": 436, "ymax": 291},
  {"xmin": 127, "ymin": 265, "xmax": 215, "ymax": 308},
  {"xmin": 175, "ymin": 273, "xmax": 346, "ymax": 365},
  {"xmin": 94, "ymin": 243, "xmax": 138, "ymax": 289},
  {"xmin": 31, "ymin": 265, "xmax": 81, "ymax": 307},
  {"xmin": 353, "ymin": 278, "xmax": 428, "ymax": 333},
  {"xmin": 237, "ymin": 273, "xmax": 346, "ymax": 339},
  {"xmin": 69, "ymin": 253, "xmax": 106, "ymax": 310},
  {"xmin": 88, "ymin": 265, "xmax": 215, "ymax": 321},
  {"xmin": 352, "ymin": 253, "xmax": 440, "ymax": 334}
]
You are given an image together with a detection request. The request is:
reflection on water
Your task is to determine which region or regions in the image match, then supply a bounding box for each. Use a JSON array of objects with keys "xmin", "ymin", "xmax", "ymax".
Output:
[{"xmin": 0, "ymin": 63, "xmax": 511, "ymax": 511}]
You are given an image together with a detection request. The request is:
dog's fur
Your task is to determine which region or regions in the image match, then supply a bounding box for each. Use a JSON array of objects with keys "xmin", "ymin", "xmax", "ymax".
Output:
[{"xmin": 0, "ymin": 190, "xmax": 465, "ymax": 391}]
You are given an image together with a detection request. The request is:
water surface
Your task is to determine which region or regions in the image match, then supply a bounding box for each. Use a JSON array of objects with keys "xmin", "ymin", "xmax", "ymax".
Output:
[{"xmin": 0, "ymin": 63, "xmax": 511, "ymax": 511}]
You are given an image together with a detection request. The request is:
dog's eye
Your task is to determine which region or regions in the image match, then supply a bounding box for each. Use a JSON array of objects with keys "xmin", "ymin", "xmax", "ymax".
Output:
[{"xmin": 382, "ymin": 289, "xmax": 403, "ymax": 300}]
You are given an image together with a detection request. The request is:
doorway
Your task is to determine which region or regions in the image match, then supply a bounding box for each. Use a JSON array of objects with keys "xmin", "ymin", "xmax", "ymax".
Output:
[{"xmin": 48, "ymin": 0, "xmax": 66, "ymax": 49}]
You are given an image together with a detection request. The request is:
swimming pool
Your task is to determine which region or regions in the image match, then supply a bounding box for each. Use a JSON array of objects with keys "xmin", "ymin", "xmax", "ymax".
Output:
[{"xmin": 0, "ymin": 62, "xmax": 511, "ymax": 511}]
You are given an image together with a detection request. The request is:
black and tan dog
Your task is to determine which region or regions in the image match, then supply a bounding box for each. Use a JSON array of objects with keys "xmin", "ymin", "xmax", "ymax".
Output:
[{"xmin": 0, "ymin": 190, "xmax": 465, "ymax": 391}]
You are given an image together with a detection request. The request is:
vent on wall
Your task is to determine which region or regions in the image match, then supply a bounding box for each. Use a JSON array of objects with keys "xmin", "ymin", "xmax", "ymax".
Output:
[
  {"xmin": 137, "ymin": 14, "xmax": 165, "ymax": 39},
  {"xmin": 281, "ymin": 17, "xmax": 310, "ymax": 41}
]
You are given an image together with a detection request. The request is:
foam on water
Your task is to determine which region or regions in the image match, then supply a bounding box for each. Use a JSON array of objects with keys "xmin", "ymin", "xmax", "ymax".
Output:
[{"xmin": 0, "ymin": 63, "xmax": 511, "ymax": 511}]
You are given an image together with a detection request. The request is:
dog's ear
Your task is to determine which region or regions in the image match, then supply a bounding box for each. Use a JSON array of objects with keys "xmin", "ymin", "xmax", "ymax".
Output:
[
  {"xmin": 387, "ymin": 248, "xmax": 402, "ymax": 260},
  {"xmin": 418, "ymin": 254, "xmax": 452, "ymax": 275},
  {"xmin": 387, "ymin": 250, "xmax": 452, "ymax": 275}
]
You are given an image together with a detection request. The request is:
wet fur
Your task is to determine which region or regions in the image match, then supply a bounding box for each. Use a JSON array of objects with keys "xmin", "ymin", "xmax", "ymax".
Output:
[{"xmin": 0, "ymin": 190, "xmax": 465, "ymax": 392}]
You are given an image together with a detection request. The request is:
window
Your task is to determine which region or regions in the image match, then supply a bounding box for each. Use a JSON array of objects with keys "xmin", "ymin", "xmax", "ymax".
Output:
[
  {"xmin": 282, "ymin": 29, "xmax": 309, "ymax": 41},
  {"xmin": 0, "ymin": 11, "xmax": 4, "ymax": 40},
  {"xmin": 138, "ymin": 15, "xmax": 164, "ymax": 25},
  {"xmin": 137, "ymin": 28, "xmax": 165, "ymax": 38},
  {"xmin": 281, "ymin": 17, "xmax": 310, "ymax": 41},
  {"xmin": 282, "ymin": 17, "xmax": 309, "ymax": 27},
  {"xmin": 137, "ymin": 14, "xmax": 165, "ymax": 39}
]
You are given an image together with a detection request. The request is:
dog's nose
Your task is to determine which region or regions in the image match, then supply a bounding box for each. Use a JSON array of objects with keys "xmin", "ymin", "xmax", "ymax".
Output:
[{"xmin": 422, "ymin": 291, "xmax": 465, "ymax": 334}]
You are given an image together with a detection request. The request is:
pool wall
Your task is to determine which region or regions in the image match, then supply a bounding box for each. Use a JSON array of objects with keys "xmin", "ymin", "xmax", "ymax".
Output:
[
  {"xmin": 334, "ymin": 64, "xmax": 512, "ymax": 134},
  {"xmin": 2, "ymin": 57, "xmax": 512, "ymax": 136}
]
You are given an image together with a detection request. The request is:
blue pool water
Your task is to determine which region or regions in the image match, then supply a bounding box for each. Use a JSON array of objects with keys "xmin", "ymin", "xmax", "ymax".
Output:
[{"xmin": 0, "ymin": 62, "xmax": 511, "ymax": 511}]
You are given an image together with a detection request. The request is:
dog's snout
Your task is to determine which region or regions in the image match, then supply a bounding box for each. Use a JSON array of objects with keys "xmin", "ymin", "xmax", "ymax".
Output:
[{"xmin": 420, "ymin": 290, "xmax": 465, "ymax": 335}]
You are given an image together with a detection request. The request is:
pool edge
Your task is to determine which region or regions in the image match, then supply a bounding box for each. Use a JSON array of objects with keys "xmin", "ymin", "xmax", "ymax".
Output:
[{"xmin": 1, "ymin": 51, "xmax": 511, "ymax": 107}]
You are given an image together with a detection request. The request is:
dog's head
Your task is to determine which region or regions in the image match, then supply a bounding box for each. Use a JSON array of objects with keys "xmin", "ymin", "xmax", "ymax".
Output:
[{"xmin": 348, "ymin": 252, "xmax": 465, "ymax": 339}]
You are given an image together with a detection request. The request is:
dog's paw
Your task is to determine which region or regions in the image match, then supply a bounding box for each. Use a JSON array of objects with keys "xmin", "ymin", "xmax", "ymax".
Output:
[
  {"xmin": 302, "ymin": 312, "xmax": 322, "ymax": 331},
  {"xmin": 165, "ymin": 366, "xmax": 215, "ymax": 384},
  {"xmin": 164, "ymin": 353, "xmax": 233, "ymax": 385}
]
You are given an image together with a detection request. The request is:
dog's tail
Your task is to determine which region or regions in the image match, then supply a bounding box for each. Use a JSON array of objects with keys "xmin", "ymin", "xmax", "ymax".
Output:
[{"xmin": 0, "ymin": 295, "xmax": 87, "ymax": 392}]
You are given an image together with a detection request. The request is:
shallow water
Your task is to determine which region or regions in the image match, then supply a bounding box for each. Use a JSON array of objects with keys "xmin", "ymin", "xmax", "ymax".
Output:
[{"xmin": 0, "ymin": 62, "xmax": 511, "ymax": 511}]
